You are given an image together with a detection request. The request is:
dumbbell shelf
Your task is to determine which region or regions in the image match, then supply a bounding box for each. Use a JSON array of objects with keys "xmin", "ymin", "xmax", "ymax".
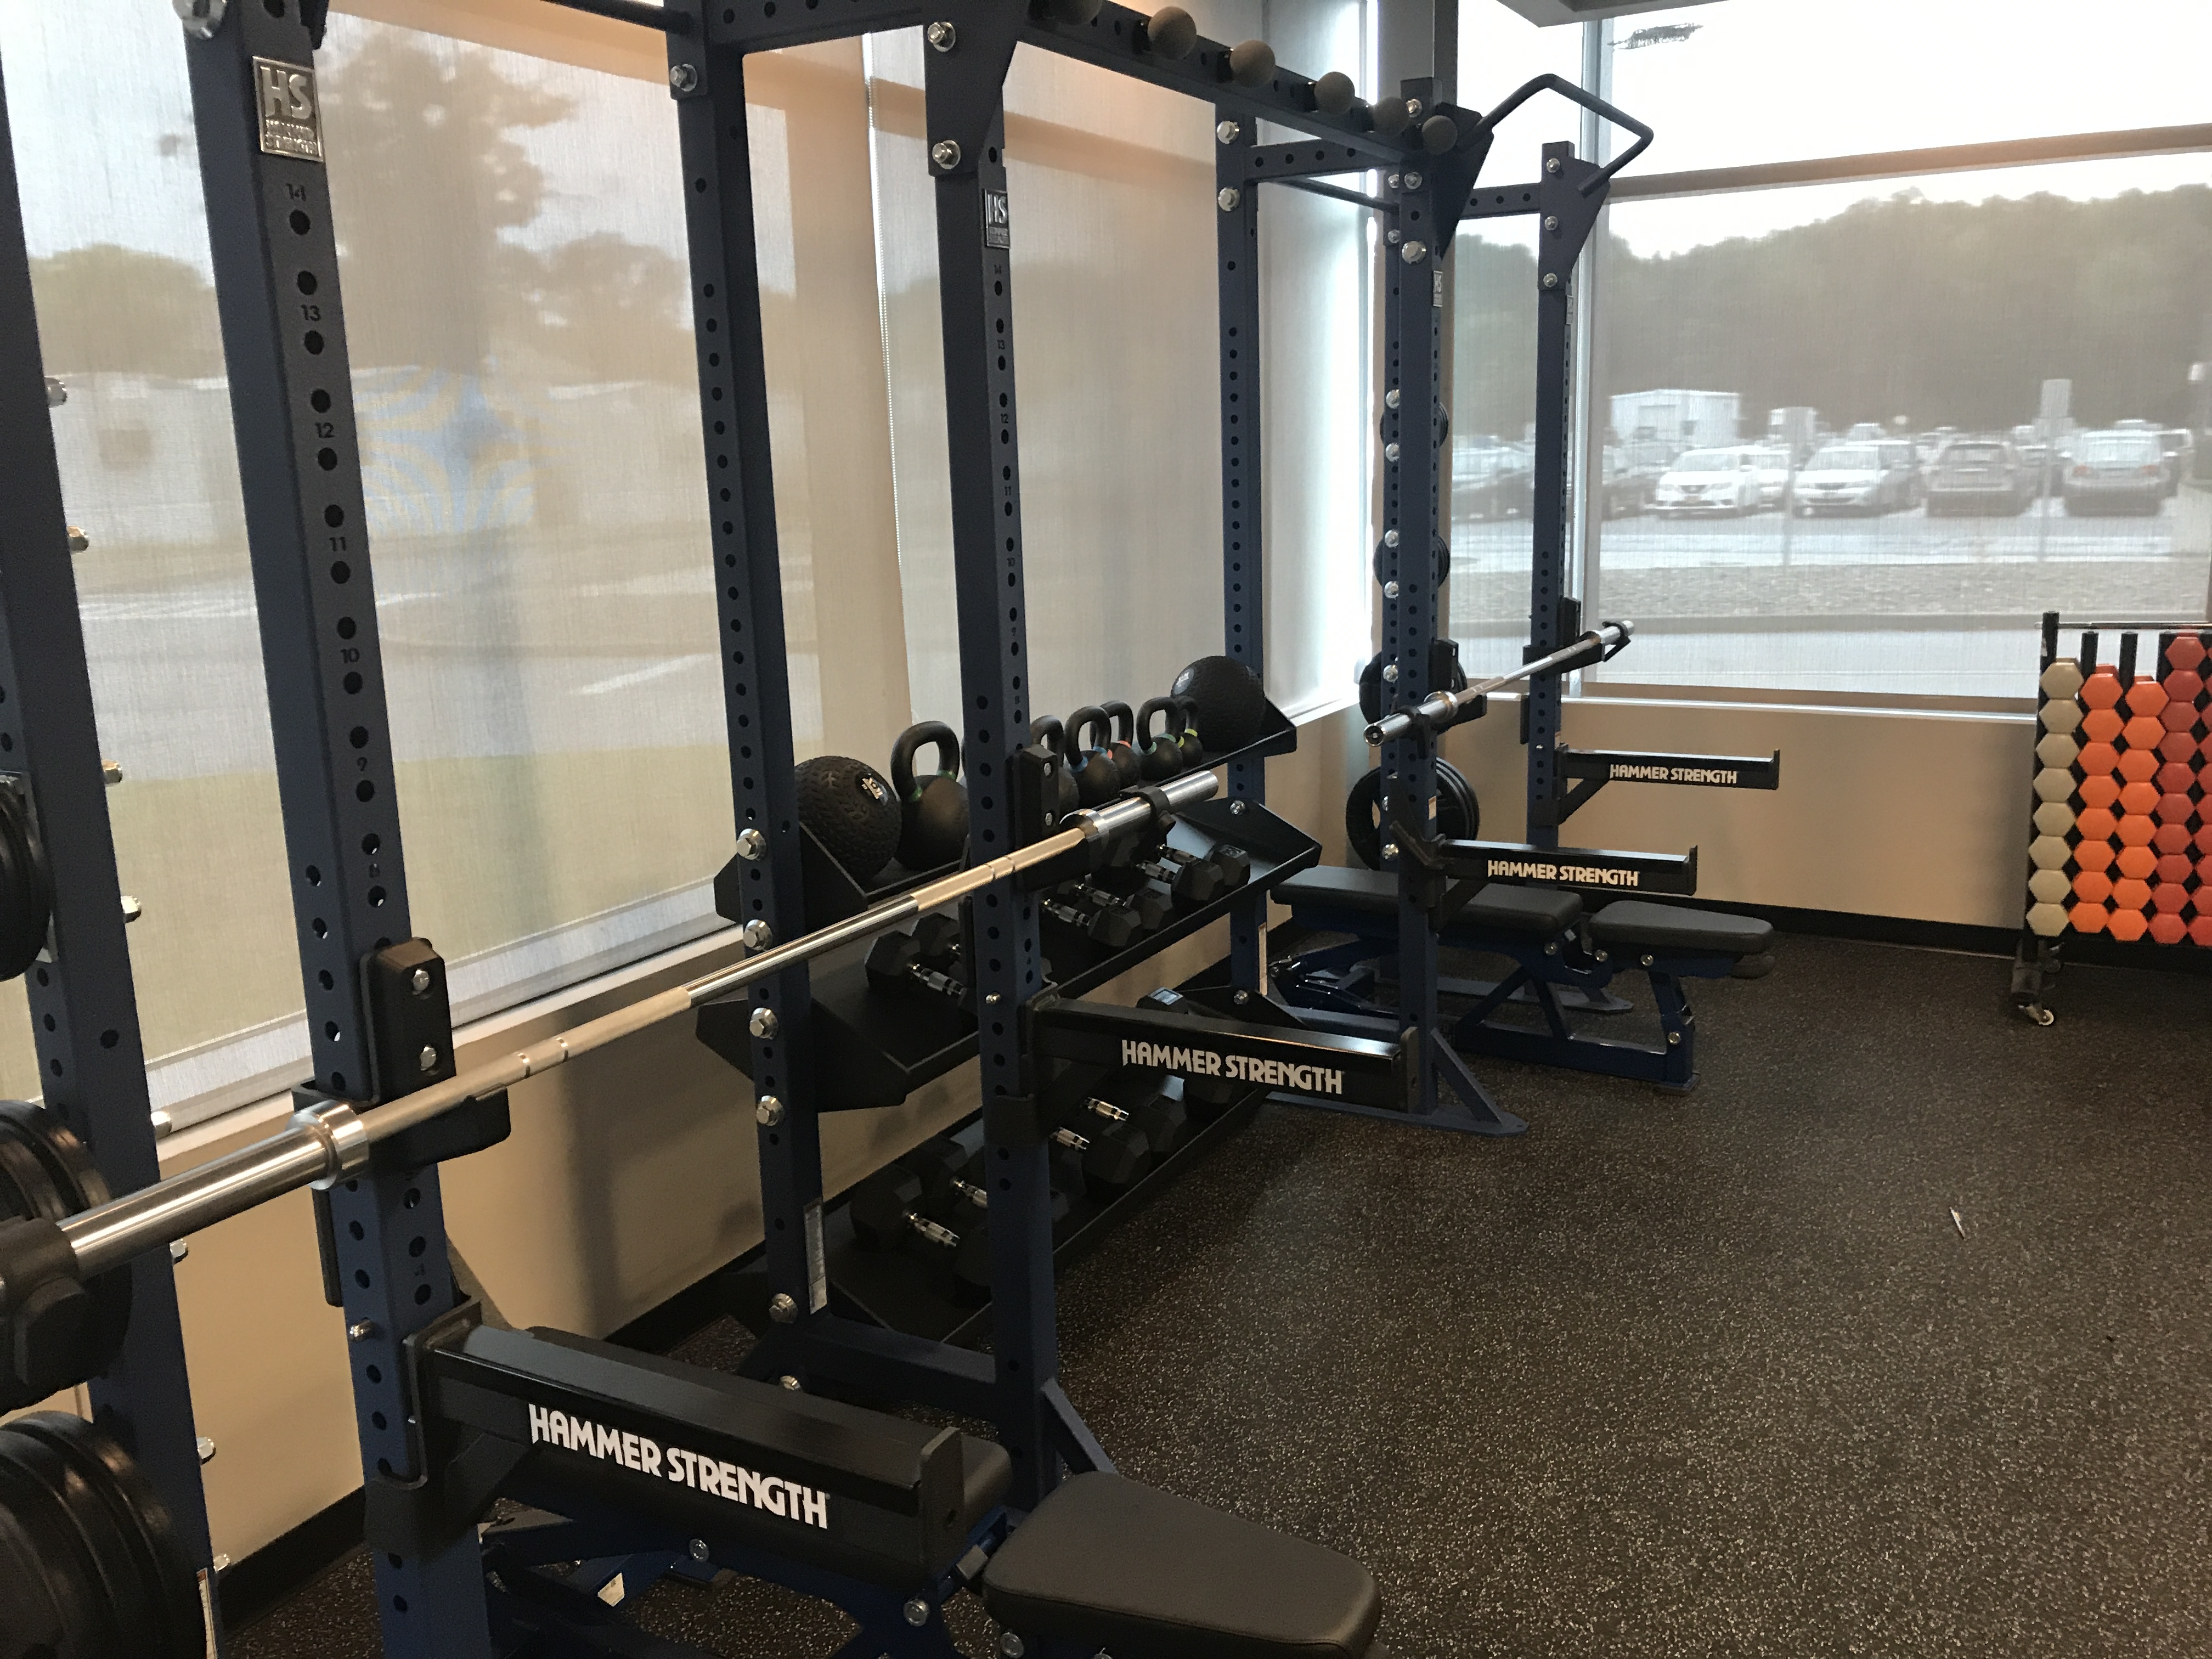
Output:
[
  {"xmin": 702, "ymin": 726, "xmax": 1313, "ymax": 1111},
  {"xmin": 763, "ymin": 1082, "xmax": 1265, "ymax": 1347}
]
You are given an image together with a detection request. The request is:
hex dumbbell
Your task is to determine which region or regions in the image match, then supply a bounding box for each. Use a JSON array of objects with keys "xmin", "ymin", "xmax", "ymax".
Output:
[{"xmin": 848, "ymin": 1165, "xmax": 990, "ymax": 1302}]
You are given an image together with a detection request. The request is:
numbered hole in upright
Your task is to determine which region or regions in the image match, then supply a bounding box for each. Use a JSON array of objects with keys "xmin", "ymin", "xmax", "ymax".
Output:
[
  {"xmin": 289, "ymin": 210, "xmax": 312, "ymax": 235},
  {"xmin": 304, "ymin": 331, "xmax": 325, "ymax": 354},
  {"xmin": 312, "ymin": 392, "xmax": 332, "ymax": 416},
  {"xmin": 297, "ymin": 272, "xmax": 318, "ymax": 295}
]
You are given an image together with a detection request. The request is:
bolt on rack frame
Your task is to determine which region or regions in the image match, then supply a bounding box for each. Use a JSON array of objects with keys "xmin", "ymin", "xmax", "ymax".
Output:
[{"xmin": 0, "ymin": 43, "xmax": 226, "ymax": 1653}]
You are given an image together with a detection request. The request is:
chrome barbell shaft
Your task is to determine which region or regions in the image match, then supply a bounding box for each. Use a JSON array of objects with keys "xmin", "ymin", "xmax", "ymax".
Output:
[
  {"xmin": 63, "ymin": 770, "xmax": 1220, "ymax": 1278},
  {"xmin": 1364, "ymin": 621, "xmax": 1633, "ymax": 745}
]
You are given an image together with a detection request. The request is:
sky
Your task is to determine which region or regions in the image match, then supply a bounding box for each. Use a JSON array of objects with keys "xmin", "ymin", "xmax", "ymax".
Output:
[{"xmin": 1458, "ymin": 0, "xmax": 2212, "ymax": 256}]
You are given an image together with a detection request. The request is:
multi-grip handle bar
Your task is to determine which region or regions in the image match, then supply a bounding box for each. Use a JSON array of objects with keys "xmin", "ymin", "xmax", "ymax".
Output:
[
  {"xmin": 58, "ymin": 769, "xmax": 1221, "ymax": 1280},
  {"xmin": 1364, "ymin": 622, "xmax": 1633, "ymax": 746},
  {"xmin": 1471, "ymin": 73, "xmax": 1654, "ymax": 191}
]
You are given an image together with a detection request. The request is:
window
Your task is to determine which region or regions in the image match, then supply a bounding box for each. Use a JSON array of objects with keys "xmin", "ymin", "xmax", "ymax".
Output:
[
  {"xmin": 3, "ymin": 0, "xmax": 1378, "ymax": 1128},
  {"xmin": 1588, "ymin": 154, "xmax": 2212, "ymax": 699},
  {"xmin": 1447, "ymin": 0, "xmax": 2212, "ymax": 704},
  {"xmin": 869, "ymin": 0, "xmax": 1374, "ymax": 729}
]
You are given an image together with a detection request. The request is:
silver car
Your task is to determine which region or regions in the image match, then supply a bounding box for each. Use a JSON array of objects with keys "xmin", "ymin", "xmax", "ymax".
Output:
[
  {"xmin": 2064, "ymin": 429, "xmax": 2168, "ymax": 516},
  {"xmin": 1793, "ymin": 443, "xmax": 1913, "ymax": 516}
]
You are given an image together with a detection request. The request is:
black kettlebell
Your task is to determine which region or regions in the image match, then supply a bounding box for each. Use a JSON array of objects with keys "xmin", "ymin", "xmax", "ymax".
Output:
[
  {"xmin": 1101, "ymin": 701, "xmax": 1144, "ymax": 789},
  {"xmin": 1173, "ymin": 696, "xmax": 1206, "ymax": 768},
  {"xmin": 888, "ymin": 721, "xmax": 967, "ymax": 871},
  {"xmin": 1136, "ymin": 697, "xmax": 1186, "ymax": 781},
  {"xmin": 1029, "ymin": 717, "xmax": 1082, "ymax": 823},
  {"xmin": 1066, "ymin": 707, "xmax": 1120, "ymax": 808}
]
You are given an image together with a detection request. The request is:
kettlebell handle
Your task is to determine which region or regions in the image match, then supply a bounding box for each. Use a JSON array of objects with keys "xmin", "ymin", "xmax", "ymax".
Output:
[
  {"xmin": 1136, "ymin": 697, "xmax": 1177, "ymax": 747},
  {"xmin": 889, "ymin": 721, "xmax": 961, "ymax": 799},
  {"xmin": 1068, "ymin": 706, "xmax": 1111, "ymax": 756}
]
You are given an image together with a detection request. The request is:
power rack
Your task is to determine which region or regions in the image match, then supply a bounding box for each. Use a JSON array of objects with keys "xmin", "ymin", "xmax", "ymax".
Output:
[
  {"xmin": 0, "ymin": 48, "xmax": 225, "ymax": 1658},
  {"xmin": 138, "ymin": 0, "xmax": 1453, "ymax": 1651}
]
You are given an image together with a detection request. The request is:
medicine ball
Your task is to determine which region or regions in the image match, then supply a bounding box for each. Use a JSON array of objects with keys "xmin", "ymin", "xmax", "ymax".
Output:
[
  {"xmin": 1344, "ymin": 763, "xmax": 1479, "ymax": 871},
  {"xmin": 794, "ymin": 755, "xmax": 901, "ymax": 885},
  {"xmin": 1171, "ymin": 656, "xmax": 1269, "ymax": 754}
]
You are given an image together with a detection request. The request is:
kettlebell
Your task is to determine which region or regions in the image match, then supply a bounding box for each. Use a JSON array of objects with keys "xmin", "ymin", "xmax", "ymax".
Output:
[
  {"xmin": 888, "ymin": 721, "xmax": 968, "ymax": 871},
  {"xmin": 1101, "ymin": 701, "xmax": 1144, "ymax": 788},
  {"xmin": 1173, "ymin": 697, "xmax": 1206, "ymax": 769},
  {"xmin": 1029, "ymin": 717, "xmax": 1082, "ymax": 823},
  {"xmin": 1066, "ymin": 707, "xmax": 1121, "ymax": 808},
  {"xmin": 1136, "ymin": 697, "xmax": 1186, "ymax": 781}
]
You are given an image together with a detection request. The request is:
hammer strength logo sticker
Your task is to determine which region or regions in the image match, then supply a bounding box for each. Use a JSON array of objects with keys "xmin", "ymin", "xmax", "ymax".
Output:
[
  {"xmin": 528, "ymin": 1403, "xmax": 830, "ymax": 1529},
  {"xmin": 1120, "ymin": 1039, "xmax": 1344, "ymax": 1097},
  {"xmin": 984, "ymin": 191, "xmax": 1011, "ymax": 249},
  {"xmin": 254, "ymin": 59, "xmax": 324, "ymax": 162}
]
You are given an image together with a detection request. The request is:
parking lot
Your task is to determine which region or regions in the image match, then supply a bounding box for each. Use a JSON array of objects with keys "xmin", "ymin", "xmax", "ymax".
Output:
[{"xmin": 1449, "ymin": 496, "xmax": 2210, "ymax": 697}]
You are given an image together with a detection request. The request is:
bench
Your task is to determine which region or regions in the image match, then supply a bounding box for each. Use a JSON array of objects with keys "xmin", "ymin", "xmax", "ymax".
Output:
[
  {"xmin": 1273, "ymin": 866, "xmax": 1775, "ymax": 1091},
  {"xmin": 416, "ymin": 1321, "xmax": 1381, "ymax": 1658}
]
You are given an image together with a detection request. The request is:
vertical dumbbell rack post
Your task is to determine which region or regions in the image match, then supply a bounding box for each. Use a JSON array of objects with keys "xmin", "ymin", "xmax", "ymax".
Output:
[
  {"xmin": 179, "ymin": 8, "xmax": 494, "ymax": 1653},
  {"xmin": 1215, "ymin": 114, "xmax": 1266, "ymax": 991},
  {"xmin": 920, "ymin": 8, "xmax": 1071, "ymax": 1503},
  {"xmin": 664, "ymin": 8, "xmax": 833, "ymax": 1397},
  {"xmin": 1370, "ymin": 89, "xmax": 1520, "ymax": 1132},
  {"xmin": 1521, "ymin": 139, "xmax": 1600, "ymax": 853},
  {"xmin": 0, "ymin": 50, "xmax": 225, "ymax": 1650}
]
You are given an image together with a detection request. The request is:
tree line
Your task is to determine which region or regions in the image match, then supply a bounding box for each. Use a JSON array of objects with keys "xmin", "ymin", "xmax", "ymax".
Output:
[{"xmin": 1455, "ymin": 182, "xmax": 2212, "ymax": 443}]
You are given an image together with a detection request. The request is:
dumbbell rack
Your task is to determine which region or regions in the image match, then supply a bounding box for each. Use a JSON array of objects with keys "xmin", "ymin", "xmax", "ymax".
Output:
[
  {"xmin": 702, "ymin": 741, "xmax": 1311, "ymax": 1110},
  {"xmin": 2010, "ymin": 609, "xmax": 2212, "ymax": 1024},
  {"xmin": 132, "ymin": 1, "xmax": 1439, "ymax": 1651},
  {"xmin": 0, "ymin": 51, "xmax": 225, "ymax": 1652}
]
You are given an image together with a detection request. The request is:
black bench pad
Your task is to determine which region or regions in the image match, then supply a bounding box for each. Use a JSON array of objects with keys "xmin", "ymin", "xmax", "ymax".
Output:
[
  {"xmin": 981, "ymin": 1474, "xmax": 1381, "ymax": 1659},
  {"xmin": 1589, "ymin": 901, "xmax": 1774, "ymax": 959},
  {"xmin": 1278, "ymin": 866, "xmax": 1583, "ymax": 938}
]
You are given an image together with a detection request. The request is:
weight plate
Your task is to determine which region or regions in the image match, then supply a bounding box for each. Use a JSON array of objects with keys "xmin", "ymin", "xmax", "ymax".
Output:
[
  {"xmin": 0, "ymin": 1413, "xmax": 202, "ymax": 1658},
  {"xmin": 0, "ymin": 1103, "xmax": 131, "ymax": 1409},
  {"xmin": 1345, "ymin": 764, "xmax": 1480, "ymax": 871},
  {"xmin": 0, "ymin": 788, "xmax": 52, "ymax": 981}
]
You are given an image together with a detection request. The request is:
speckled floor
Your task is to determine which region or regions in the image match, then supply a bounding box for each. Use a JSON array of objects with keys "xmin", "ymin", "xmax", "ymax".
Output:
[{"xmin": 234, "ymin": 937, "xmax": 2212, "ymax": 1658}]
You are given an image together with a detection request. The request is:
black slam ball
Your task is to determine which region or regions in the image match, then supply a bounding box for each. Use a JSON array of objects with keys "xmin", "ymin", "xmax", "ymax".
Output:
[
  {"xmin": 794, "ymin": 755, "xmax": 902, "ymax": 883},
  {"xmin": 1170, "ymin": 656, "xmax": 1270, "ymax": 754}
]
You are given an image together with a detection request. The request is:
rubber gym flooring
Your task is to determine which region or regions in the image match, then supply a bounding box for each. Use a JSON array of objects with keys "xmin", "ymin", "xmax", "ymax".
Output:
[{"xmin": 236, "ymin": 934, "xmax": 2212, "ymax": 1658}]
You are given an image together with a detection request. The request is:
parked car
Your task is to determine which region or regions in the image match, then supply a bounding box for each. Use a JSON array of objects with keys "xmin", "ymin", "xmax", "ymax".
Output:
[
  {"xmin": 1599, "ymin": 447, "xmax": 1652, "ymax": 518},
  {"xmin": 1452, "ymin": 439, "xmax": 1533, "ymax": 523},
  {"xmin": 1877, "ymin": 439, "xmax": 1926, "ymax": 507},
  {"xmin": 1735, "ymin": 445, "xmax": 1793, "ymax": 508},
  {"xmin": 2157, "ymin": 429, "xmax": 2196, "ymax": 496},
  {"xmin": 2063, "ymin": 428, "xmax": 2169, "ymax": 515},
  {"xmin": 1925, "ymin": 437, "xmax": 2031, "ymax": 516},
  {"xmin": 1793, "ymin": 442, "xmax": 1916, "ymax": 515},
  {"xmin": 1652, "ymin": 448, "xmax": 1762, "ymax": 517}
]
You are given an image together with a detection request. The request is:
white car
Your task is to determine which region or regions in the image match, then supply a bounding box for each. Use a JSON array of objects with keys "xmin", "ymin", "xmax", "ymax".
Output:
[
  {"xmin": 1794, "ymin": 443, "xmax": 1915, "ymax": 515},
  {"xmin": 1735, "ymin": 445, "xmax": 1793, "ymax": 508},
  {"xmin": 1652, "ymin": 448, "xmax": 1762, "ymax": 517}
]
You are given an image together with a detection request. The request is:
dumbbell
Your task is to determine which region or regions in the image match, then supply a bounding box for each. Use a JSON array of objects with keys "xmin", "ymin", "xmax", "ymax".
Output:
[
  {"xmin": 1042, "ymin": 888, "xmax": 1142, "ymax": 947},
  {"xmin": 1136, "ymin": 987, "xmax": 1241, "ymax": 1117},
  {"xmin": 849, "ymin": 1165, "xmax": 992, "ymax": 1303},
  {"xmin": 1047, "ymin": 1115, "xmax": 1150, "ymax": 1203},
  {"xmin": 1086, "ymin": 1071, "xmax": 1190, "ymax": 1160},
  {"xmin": 904, "ymin": 1136, "xmax": 989, "ymax": 1223},
  {"xmin": 1134, "ymin": 843, "xmax": 1249, "ymax": 906},
  {"xmin": 864, "ymin": 912, "xmax": 969, "ymax": 1005},
  {"xmin": 1062, "ymin": 876, "xmax": 1171, "ymax": 933}
]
